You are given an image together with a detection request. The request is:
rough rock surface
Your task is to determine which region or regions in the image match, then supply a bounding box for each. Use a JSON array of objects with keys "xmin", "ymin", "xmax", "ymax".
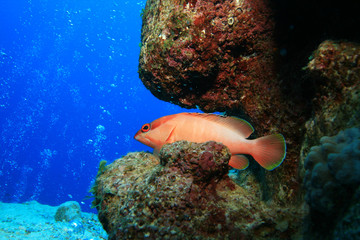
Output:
[
  {"xmin": 303, "ymin": 127, "xmax": 360, "ymax": 239},
  {"xmin": 92, "ymin": 141, "xmax": 304, "ymax": 240},
  {"xmin": 139, "ymin": 0, "xmax": 281, "ymax": 113},
  {"xmin": 298, "ymin": 40, "xmax": 360, "ymax": 239},
  {"xmin": 300, "ymin": 40, "xmax": 360, "ymax": 177}
]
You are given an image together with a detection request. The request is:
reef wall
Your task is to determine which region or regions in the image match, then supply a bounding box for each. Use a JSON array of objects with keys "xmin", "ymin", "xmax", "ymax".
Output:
[
  {"xmin": 94, "ymin": 0, "xmax": 360, "ymax": 239},
  {"xmin": 300, "ymin": 40, "xmax": 360, "ymax": 177},
  {"xmin": 298, "ymin": 40, "xmax": 360, "ymax": 239},
  {"xmin": 95, "ymin": 59, "xmax": 359, "ymax": 238},
  {"xmin": 92, "ymin": 141, "xmax": 304, "ymax": 240},
  {"xmin": 138, "ymin": 0, "xmax": 306, "ymax": 206}
]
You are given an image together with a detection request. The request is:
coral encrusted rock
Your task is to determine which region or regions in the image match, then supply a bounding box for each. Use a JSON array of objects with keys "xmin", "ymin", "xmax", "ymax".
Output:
[
  {"xmin": 300, "ymin": 40, "xmax": 360, "ymax": 178},
  {"xmin": 92, "ymin": 141, "xmax": 304, "ymax": 240},
  {"xmin": 139, "ymin": 0, "xmax": 280, "ymax": 114},
  {"xmin": 138, "ymin": 1, "xmax": 308, "ymax": 200},
  {"xmin": 303, "ymin": 127, "xmax": 360, "ymax": 239}
]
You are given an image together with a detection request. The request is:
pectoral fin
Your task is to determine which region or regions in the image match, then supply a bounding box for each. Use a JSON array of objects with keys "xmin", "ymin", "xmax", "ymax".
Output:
[{"xmin": 165, "ymin": 126, "xmax": 177, "ymax": 143}]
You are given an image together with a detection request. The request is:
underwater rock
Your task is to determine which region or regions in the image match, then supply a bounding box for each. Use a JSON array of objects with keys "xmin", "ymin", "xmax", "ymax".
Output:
[
  {"xmin": 55, "ymin": 201, "xmax": 82, "ymax": 222},
  {"xmin": 300, "ymin": 40, "xmax": 360, "ymax": 171},
  {"xmin": 138, "ymin": 0, "xmax": 307, "ymax": 203},
  {"xmin": 93, "ymin": 141, "xmax": 304, "ymax": 240},
  {"xmin": 159, "ymin": 140, "xmax": 231, "ymax": 182},
  {"xmin": 303, "ymin": 127, "xmax": 360, "ymax": 239},
  {"xmin": 138, "ymin": 0, "xmax": 281, "ymax": 114},
  {"xmin": 299, "ymin": 41, "xmax": 360, "ymax": 239}
]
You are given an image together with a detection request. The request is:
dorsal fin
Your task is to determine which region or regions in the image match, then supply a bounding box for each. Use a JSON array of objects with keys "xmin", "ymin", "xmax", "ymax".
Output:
[{"xmin": 179, "ymin": 112, "xmax": 254, "ymax": 138}]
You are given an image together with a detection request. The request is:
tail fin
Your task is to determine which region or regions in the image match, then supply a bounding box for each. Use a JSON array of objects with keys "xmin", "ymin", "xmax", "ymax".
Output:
[{"xmin": 251, "ymin": 134, "xmax": 286, "ymax": 170}]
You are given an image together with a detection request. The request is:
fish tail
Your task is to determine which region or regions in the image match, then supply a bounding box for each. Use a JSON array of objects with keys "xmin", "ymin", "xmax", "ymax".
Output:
[{"xmin": 251, "ymin": 134, "xmax": 286, "ymax": 170}]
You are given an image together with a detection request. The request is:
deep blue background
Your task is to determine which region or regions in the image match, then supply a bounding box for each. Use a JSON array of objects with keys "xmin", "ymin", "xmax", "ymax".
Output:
[{"xmin": 0, "ymin": 0, "xmax": 198, "ymax": 212}]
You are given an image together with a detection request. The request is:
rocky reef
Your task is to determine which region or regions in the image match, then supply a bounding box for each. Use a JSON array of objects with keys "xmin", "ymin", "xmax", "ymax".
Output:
[
  {"xmin": 138, "ymin": 0, "xmax": 307, "ymax": 206},
  {"xmin": 303, "ymin": 127, "xmax": 360, "ymax": 239},
  {"xmin": 297, "ymin": 40, "xmax": 360, "ymax": 239},
  {"xmin": 139, "ymin": 0, "xmax": 279, "ymax": 114},
  {"xmin": 300, "ymin": 40, "xmax": 360, "ymax": 176},
  {"xmin": 92, "ymin": 141, "xmax": 304, "ymax": 240},
  {"xmin": 100, "ymin": 1, "xmax": 360, "ymax": 239}
]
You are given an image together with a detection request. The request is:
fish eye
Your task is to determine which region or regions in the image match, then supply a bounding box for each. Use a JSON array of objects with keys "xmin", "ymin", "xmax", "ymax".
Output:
[{"xmin": 141, "ymin": 123, "xmax": 151, "ymax": 132}]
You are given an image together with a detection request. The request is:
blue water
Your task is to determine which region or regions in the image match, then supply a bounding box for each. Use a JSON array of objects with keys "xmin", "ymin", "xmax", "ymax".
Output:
[{"xmin": 0, "ymin": 0, "xmax": 198, "ymax": 212}]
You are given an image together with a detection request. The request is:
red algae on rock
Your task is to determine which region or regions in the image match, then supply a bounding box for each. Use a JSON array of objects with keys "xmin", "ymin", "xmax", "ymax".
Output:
[
  {"xmin": 139, "ymin": 0, "xmax": 279, "ymax": 114},
  {"xmin": 92, "ymin": 141, "xmax": 304, "ymax": 240}
]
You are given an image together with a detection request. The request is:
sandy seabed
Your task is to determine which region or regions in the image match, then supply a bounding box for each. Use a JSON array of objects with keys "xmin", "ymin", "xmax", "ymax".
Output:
[{"xmin": 0, "ymin": 201, "xmax": 107, "ymax": 240}]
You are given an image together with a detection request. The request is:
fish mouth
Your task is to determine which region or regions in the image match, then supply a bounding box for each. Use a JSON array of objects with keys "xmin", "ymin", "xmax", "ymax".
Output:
[
  {"xmin": 134, "ymin": 132, "xmax": 151, "ymax": 146},
  {"xmin": 134, "ymin": 130, "xmax": 142, "ymax": 140}
]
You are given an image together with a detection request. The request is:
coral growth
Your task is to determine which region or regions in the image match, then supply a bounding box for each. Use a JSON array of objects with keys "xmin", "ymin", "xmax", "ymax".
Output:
[
  {"xmin": 297, "ymin": 40, "xmax": 360, "ymax": 240},
  {"xmin": 300, "ymin": 40, "xmax": 360, "ymax": 177},
  {"xmin": 303, "ymin": 127, "xmax": 360, "ymax": 239},
  {"xmin": 92, "ymin": 141, "xmax": 304, "ymax": 239},
  {"xmin": 159, "ymin": 140, "xmax": 230, "ymax": 183},
  {"xmin": 139, "ymin": 0, "xmax": 280, "ymax": 114}
]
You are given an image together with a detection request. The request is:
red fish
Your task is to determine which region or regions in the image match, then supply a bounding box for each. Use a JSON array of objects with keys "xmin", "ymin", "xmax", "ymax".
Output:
[{"xmin": 134, "ymin": 113, "xmax": 286, "ymax": 170}]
